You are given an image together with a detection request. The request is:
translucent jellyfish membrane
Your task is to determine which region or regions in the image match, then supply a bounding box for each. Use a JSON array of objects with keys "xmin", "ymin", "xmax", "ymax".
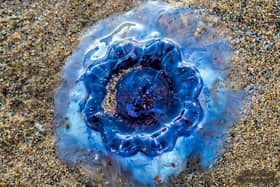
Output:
[{"xmin": 55, "ymin": 1, "xmax": 243, "ymax": 185}]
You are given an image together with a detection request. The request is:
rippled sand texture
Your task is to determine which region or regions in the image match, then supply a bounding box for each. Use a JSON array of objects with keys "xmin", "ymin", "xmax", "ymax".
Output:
[{"xmin": 0, "ymin": 0, "xmax": 279, "ymax": 186}]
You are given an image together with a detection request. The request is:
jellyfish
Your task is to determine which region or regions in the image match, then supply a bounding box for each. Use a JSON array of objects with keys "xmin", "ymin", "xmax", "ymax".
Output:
[{"xmin": 54, "ymin": 1, "xmax": 244, "ymax": 185}]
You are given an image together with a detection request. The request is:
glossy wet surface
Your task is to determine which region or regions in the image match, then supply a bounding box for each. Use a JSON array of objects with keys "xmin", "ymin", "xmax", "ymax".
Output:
[
  {"xmin": 2, "ymin": 0, "xmax": 278, "ymax": 186},
  {"xmin": 82, "ymin": 39, "xmax": 203, "ymax": 157}
]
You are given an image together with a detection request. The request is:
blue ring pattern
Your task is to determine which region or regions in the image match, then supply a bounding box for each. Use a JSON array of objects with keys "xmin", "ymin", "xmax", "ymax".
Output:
[{"xmin": 81, "ymin": 39, "xmax": 203, "ymax": 157}]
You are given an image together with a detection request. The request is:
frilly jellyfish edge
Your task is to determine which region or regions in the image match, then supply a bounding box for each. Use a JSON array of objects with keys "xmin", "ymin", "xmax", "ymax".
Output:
[{"xmin": 54, "ymin": 1, "xmax": 244, "ymax": 185}]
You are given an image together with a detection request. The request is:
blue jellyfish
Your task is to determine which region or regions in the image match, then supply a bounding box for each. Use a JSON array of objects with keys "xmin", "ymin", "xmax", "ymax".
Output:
[{"xmin": 54, "ymin": 1, "xmax": 244, "ymax": 185}]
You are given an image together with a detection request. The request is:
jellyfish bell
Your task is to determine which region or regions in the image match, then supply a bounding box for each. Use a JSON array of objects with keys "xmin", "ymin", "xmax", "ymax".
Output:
[
  {"xmin": 54, "ymin": 1, "xmax": 244, "ymax": 185},
  {"xmin": 80, "ymin": 39, "xmax": 203, "ymax": 160}
]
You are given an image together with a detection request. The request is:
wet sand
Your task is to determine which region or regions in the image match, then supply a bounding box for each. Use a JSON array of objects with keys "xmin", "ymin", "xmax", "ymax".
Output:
[{"xmin": 0, "ymin": 0, "xmax": 279, "ymax": 186}]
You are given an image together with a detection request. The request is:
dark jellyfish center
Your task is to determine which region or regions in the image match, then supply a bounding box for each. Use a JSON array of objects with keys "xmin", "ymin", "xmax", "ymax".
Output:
[{"xmin": 115, "ymin": 67, "xmax": 174, "ymax": 126}]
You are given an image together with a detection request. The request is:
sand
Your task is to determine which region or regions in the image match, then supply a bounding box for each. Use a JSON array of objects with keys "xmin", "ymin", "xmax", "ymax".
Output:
[{"xmin": 0, "ymin": 0, "xmax": 279, "ymax": 186}]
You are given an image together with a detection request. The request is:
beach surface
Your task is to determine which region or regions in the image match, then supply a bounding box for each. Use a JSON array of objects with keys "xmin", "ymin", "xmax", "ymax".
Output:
[{"xmin": 0, "ymin": 0, "xmax": 279, "ymax": 186}]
